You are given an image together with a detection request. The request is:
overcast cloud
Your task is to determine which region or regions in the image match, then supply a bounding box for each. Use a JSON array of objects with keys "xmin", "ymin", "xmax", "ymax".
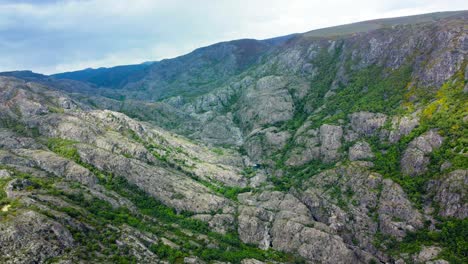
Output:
[{"xmin": 0, "ymin": 0, "xmax": 466, "ymax": 74}]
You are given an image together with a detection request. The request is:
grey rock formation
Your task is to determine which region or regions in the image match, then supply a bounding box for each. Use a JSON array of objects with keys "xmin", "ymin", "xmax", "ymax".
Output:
[
  {"xmin": 414, "ymin": 246, "xmax": 442, "ymax": 263},
  {"xmin": 241, "ymin": 259, "xmax": 265, "ymax": 264},
  {"xmin": 433, "ymin": 170, "xmax": 467, "ymax": 218},
  {"xmin": 389, "ymin": 115, "xmax": 420, "ymax": 143},
  {"xmin": 378, "ymin": 179, "xmax": 423, "ymax": 238},
  {"xmin": 0, "ymin": 169, "xmax": 11, "ymax": 178},
  {"xmin": 286, "ymin": 123, "xmax": 343, "ymax": 165},
  {"xmin": 244, "ymin": 127, "xmax": 290, "ymax": 163},
  {"xmin": 77, "ymin": 144, "xmax": 233, "ymax": 214},
  {"xmin": 238, "ymin": 191, "xmax": 364, "ymax": 263},
  {"xmin": 349, "ymin": 141, "xmax": 374, "ymax": 161},
  {"xmin": 12, "ymin": 149, "xmax": 97, "ymax": 186},
  {"xmin": 237, "ymin": 76, "xmax": 294, "ymax": 130},
  {"xmin": 194, "ymin": 114, "xmax": 243, "ymax": 146},
  {"xmin": 0, "ymin": 210, "xmax": 74, "ymax": 264},
  {"xmin": 349, "ymin": 112, "xmax": 387, "ymax": 137},
  {"xmin": 401, "ymin": 130, "xmax": 443, "ymax": 176},
  {"xmin": 286, "ymin": 125, "xmax": 320, "ymax": 166},
  {"xmin": 319, "ymin": 124, "xmax": 343, "ymax": 163},
  {"xmin": 1, "ymin": 11, "xmax": 467, "ymax": 264}
]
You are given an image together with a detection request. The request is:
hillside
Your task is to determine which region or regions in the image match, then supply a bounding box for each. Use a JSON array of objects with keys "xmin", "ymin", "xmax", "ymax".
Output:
[{"xmin": 1, "ymin": 11, "xmax": 467, "ymax": 264}]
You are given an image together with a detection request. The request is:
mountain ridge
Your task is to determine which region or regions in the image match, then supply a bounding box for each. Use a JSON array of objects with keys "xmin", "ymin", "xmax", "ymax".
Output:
[{"xmin": 0, "ymin": 10, "xmax": 467, "ymax": 264}]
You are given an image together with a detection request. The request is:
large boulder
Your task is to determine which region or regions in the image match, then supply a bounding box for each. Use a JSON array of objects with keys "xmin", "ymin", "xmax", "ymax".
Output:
[
  {"xmin": 349, "ymin": 112, "xmax": 387, "ymax": 136},
  {"xmin": 378, "ymin": 179, "xmax": 423, "ymax": 238},
  {"xmin": 194, "ymin": 114, "xmax": 243, "ymax": 146},
  {"xmin": 388, "ymin": 115, "xmax": 420, "ymax": 143},
  {"xmin": 319, "ymin": 124, "xmax": 343, "ymax": 163},
  {"xmin": 433, "ymin": 170, "xmax": 467, "ymax": 218},
  {"xmin": 348, "ymin": 141, "xmax": 374, "ymax": 161},
  {"xmin": 401, "ymin": 130, "xmax": 443, "ymax": 176},
  {"xmin": 244, "ymin": 127, "xmax": 290, "ymax": 163},
  {"xmin": 286, "ymin": 123, "xmax": 343, "ymax": 165}
]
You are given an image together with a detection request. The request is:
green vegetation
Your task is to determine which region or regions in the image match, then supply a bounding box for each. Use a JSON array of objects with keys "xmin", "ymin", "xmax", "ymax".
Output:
[
  {"xmin": 63, "ymin": 174, "xmax": 299, "ymax": 262},
  {"xmin": 0, "ymin": 177, "xmax": 10, "ymax": 203},
  {"xmin": 0, "ymin": 118, "xmax": 40, "ymax": 137},
  {"xmin": 211, "ymin": 147, "xmax": 224, "ymax": 155},
  {"xmin": 46, "ymin": 138, "xmax": 81, "ymax": 160},
  {"xmin": 386, "ymin": 218, "xmax": 468, "ymax": 264},
  {"xmin": 276, "ymin": 52, "xmax": 414, "ymax": 190},
  {"xmin": 271, "ymin": 50, "xmax": 466, "ymax": 262},
  {"xmin": 200, "ymin": 179, "xmax": 251, "ymax": 201},
  {"xmin": 307, "ymin": 63, "xmax": 412, "ymax": 129},
  {"xmin": 369, "ymin": 68, "xmax": 467, "ymax": 206},
  {"xmin": 42, "ymin": 137, "xmax": 301, "ymax": 263},
  {"xmin": 271, "ymin": 160, "xmax": 333, "ymax": 191},
  {"xmin": 241, "ymin": 167, "xmax": 256, "ymax": 178},
  {"xmin": 282, "ymin": 43, "xmax": 343, "ymax": 132}
]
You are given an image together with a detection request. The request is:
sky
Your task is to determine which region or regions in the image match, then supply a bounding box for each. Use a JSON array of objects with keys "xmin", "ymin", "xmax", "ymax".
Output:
[{"xmin": 0, "ymin": 0, "xmax": 467, "ymax": 74}]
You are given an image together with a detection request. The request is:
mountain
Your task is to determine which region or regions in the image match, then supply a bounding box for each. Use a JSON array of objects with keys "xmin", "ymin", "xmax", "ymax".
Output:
[{"xmin": 1, "ymin": 11, "xmax": 467, "ymax": 264}]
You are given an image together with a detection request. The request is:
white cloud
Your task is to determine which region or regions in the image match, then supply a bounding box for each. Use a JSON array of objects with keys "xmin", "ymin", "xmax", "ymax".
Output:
[{"xmin": 0, "ymin": 0, "xmax": 466, "ymax": 74}]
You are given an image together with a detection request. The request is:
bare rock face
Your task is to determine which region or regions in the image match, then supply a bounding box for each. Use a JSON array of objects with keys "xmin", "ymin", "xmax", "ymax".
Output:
[
  {"xmin": 433, "ymin": 170, "xmax": 467, "ymax": 218},
  {"xmin": 349, "ymin": 112, "xmax": 387, "ymax": 137},
  {"xmin": 286, "ymin": 123, "xmax": 343, "ymax": 165},
  {"xmin": 117, "ymin": 225, "xmax": 160, "ymax": 263},
  {"xmin": 299, "ymin": 162, "xmax": 425, "ymax": 260},
  {"xmin": 237, "ymin": 205, "xmax": 273, "ymax": 249},
  {"xmin": 416, "ymin": 28, "xmax": 467, "ymax": 87},
  {"xmin": 244, "ymin": 127, "xmax": 290, "ymax": 163},
  {"xmin": 349, "ymin": 141, "xmax": 374, "ymax": 161},
  {"xmin": 0, "ymin": 130, "xmax": 43, "ymax": 150},
  {"xmin": 401, "ymin": 130, "xmax": 443, "ymax": 176},
  {"xmin": 286, "ymin": 125, "xmax": 320, "ymax": 166},
  {"xmin": 77, "ymin": 144, "xmax": 233, "ymax": 214},
  {"xmin": 237, "ymin": 191, "xmax": 365, "ymax": 263},
  {"xmin": 0, "ymin": 169, "xmax": 11, "ymax": 178},
  {"xmin": 195, "ymin": 114, "xmax": 243, "ymax": 146},
  {"xmin": 426, "ymin": 260, "xmax": 450, "ymax": 264},
  {"xmin": 0, "ymin": 210, "xmax": 74, "ymax": 264},
  {"xmin": 319, "ymin": 124, "xmax": 343, "ymax": 163},
  {"xmin": 378, "ymin": 179, "xmax": 423, "ymax": 238},
  {"xmin": 192, "ymin": 214, "xmax": 235, "ymax": 234},
  {"xmin": 414, "ymin": 246, "xmax": 442, "ymax": 263},
  {"xmin": 12, "ymin": 149, "xmax": 97, "ymax": 186},
  {"xmin": 300, "ymin": 163, "xmax": 380, "ymax": 249},
  {"xmin": 241, "ymin": 259, "xmax": 265, "ymax": 264},
  {"xmin": 389, "ymin": 115, "xmax": 420, "ymax": 143},
  {"xmin": 237, "ymin": 76, "xmax": 294, "ymax": 130}
]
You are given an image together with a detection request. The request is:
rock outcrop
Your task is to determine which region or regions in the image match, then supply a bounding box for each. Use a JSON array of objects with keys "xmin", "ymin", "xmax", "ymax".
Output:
[
  {"xmin": 1, "ymin": 11, "xmax": 467, "ymax": 264},
  {"xmin": 238, "ymin": 191, "xmax": 365, "ymax": 263},
  {"xmin": 349, "ymin": 141, "xmax": 374, "ymax": 161},
  {"xmin": 433, "ymin": 170, "xmax": 468, "ymax": 218},
  {"xmin": 401, "ymin": 130, "xmax": 443, "ymax": 176},
  {"xmin": 349, "ymin": 112, "xmax": 387, "ymax": 137},
  {"xmin": 0, "ymin": 210, "xmax": 74, "ymax": 264},
  {"xmin": 286, "ymin": 123, "xmax": 343, "ymax": 166}
]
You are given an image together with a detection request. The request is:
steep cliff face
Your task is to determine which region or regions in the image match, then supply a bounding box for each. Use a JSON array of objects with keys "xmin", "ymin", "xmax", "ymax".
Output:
[{"xmin": 1, "ymin": 11, "xmax": 467, "ymax": 264}]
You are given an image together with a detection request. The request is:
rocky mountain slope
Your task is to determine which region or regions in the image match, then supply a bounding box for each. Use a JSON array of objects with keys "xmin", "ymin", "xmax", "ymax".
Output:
[{"xmin": 1, "ymin": 11, "xmax": 467, "ymax": 264}]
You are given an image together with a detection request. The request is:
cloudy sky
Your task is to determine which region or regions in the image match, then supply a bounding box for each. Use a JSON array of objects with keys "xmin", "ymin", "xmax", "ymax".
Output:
[{"xmin": 0, "ymin": 0, "xmax": 467, "ymax": 74}]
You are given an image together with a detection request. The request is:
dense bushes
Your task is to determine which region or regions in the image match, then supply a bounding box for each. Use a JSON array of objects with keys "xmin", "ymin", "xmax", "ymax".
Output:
[
  {"xmin": 46, "ymin": 165, "xmax": 299, "ymax": 263},
  {"xmin": 46, "ymin": 138, "xmax": 81, "ymax": 161},
  {"xmin": 387, "ymin": 218, "xmax": 468, "ymax": 264}
]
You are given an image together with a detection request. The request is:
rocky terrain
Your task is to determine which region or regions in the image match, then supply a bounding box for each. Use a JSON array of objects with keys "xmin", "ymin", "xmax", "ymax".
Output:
[{"xmin": 1, "ymin": 11, "xmax": 467, "ymax": 264}]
